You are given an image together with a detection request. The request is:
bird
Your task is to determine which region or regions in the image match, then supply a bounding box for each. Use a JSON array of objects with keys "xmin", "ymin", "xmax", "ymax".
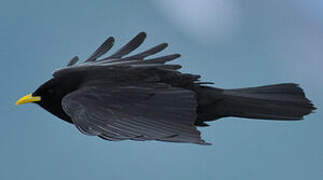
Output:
[{"xmin": 16, "ymin": 32, "xmax": 316, "ymax": 145}]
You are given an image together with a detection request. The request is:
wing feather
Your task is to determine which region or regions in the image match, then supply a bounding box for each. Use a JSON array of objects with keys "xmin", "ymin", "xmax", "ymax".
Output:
[
  {"xmin": 58, "ymin": 32, "xmax": 182, "ymax": 72},
  {"xmin": 62, "ymin": 84, "xmax": 207, "ymax": 144},
  {"xmin": 84, "ymin": 37, "xmax": 115, "ymax": 62},
  {"xmin": 102, "ymin": 32, "xmax": 147, "ymax": 60},
  {"xmin": 123, "ymin": 43, "xmax": 168, "ymax": 60},
  {"xmin": 66, "ymin": 56, "xmax": 79, "ymax": 66}
]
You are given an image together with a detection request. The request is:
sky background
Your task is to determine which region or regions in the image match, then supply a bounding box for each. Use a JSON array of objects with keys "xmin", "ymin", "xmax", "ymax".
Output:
[{"xmin": 1, "ymin": 0, "xmax": 323, "ymax": 179}]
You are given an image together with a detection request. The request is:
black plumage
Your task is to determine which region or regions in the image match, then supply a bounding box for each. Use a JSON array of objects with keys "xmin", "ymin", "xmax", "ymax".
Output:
[{"xmin": 18, "ymin": 32, "xmax": 316, "ymax": 145}]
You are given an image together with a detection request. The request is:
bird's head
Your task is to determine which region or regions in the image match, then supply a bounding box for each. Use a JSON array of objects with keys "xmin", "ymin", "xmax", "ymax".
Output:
[
  {"xmin": 16, "ymin": 79, "xmax": 58, "ymax": 105},
  {"xmin": 16, "ymin": 78, "xmax": 74, "ymax": 121}
]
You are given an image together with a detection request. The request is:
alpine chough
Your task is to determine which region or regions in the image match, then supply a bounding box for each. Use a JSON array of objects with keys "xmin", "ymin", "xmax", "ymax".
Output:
[{"xmin": 16, "ymin": 32, "xmax": 316, "ymax": 144}]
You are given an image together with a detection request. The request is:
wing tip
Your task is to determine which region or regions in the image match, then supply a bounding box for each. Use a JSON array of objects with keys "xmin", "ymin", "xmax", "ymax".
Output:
[
  {"xmin": 107, "ymin": 36, "xmax": 115, "ymax": 45},
  {"xmin": 138, "ymin": 31, "xmax": 147, "ymax": 38},
  {"xmin": 134, "ymin": 32, "xmax": 147, "ymax": 43},
  {"xmin": 66, "ymin": 56, "xmax": 79, "ymax": 66}
]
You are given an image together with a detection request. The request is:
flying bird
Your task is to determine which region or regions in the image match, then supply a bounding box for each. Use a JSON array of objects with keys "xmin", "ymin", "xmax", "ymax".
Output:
[{"xmin": 16, "ymin": 32, "xmax": 316, "ymax": 144}]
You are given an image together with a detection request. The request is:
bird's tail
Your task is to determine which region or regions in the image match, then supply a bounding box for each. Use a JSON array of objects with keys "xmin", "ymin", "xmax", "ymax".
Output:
[{"xmin": 198, "ymin": 83, "xmax": 316, "ymax": 122}]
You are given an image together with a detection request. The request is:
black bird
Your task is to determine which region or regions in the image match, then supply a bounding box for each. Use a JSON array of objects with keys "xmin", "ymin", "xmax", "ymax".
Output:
[{"xmin": 16, "ymin": 32, "xmax": 316, "ymax": 144}]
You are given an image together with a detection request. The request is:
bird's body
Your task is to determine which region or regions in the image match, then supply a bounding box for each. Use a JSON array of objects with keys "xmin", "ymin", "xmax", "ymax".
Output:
[{"xmin": 17, "ymin": 32, "xmax": 316, "ymax": 144}]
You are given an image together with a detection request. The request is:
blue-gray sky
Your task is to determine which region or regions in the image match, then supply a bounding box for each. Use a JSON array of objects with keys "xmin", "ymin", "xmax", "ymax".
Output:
[{"xmin": 1, "ymin": 0, "xmax": 322, "ymax": 179}]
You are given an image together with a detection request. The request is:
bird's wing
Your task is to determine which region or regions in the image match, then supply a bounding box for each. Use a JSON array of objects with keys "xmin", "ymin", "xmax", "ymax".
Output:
[
  {"xmin": 55, "ymin": 32, "xmax": 182, "ymax": 77},
  {"xmin": 61, "ymin": 83, "xmax": 208, "ymax": 144},
  {"xmin": 53, "ymin": 32, "xmax": 206, "ymax": 87}
]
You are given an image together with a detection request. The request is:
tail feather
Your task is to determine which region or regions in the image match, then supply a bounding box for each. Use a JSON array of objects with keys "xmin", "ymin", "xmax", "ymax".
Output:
[
  {"xmin": 197, "ymin": 83, "xmax": 316, "ymax": 123},
  {"xmin": 222, "ymin": 83, "xmax": 315, "ymax": 120}
]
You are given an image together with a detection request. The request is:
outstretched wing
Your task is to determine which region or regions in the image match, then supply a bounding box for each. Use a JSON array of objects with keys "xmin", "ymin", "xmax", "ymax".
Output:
[
  {"xmin": 59, "ymin": 32, "xmax": 180, "ymax": 71},
  {"xmin": 61, "ymin": 83, "xmax": 208, "ymax": 144},
  {"xmin": 54, "ymin": 32, "xmax": 202, "ymax": 87}
]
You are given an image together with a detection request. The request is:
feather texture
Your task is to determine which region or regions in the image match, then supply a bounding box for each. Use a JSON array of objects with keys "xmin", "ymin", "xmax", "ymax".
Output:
[
  {"xmin": 62, "ymin": 83, "xmax": 208, "ymax": 144},
  {"xmin": 59, "ymin": 32, "xmax": 181, "ymax": 74}
]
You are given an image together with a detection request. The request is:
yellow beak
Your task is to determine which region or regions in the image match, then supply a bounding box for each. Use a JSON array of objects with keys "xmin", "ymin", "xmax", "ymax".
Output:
[{"xmin": 16, "ymin": 94, "xmax": 41, "ymax": 105}]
